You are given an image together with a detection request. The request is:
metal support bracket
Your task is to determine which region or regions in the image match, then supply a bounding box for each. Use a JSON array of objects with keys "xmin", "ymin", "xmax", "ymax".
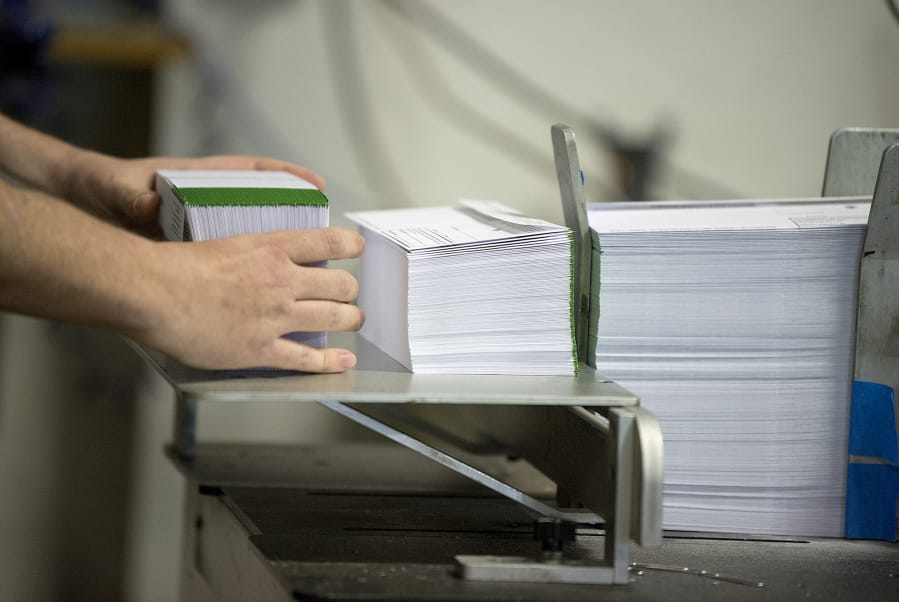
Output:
[
  {"xmin": 319, "ymin": 401, "xmax": 663, "ymax": 585},
  {"xmin": 319, "ymin": 401, "xmax": 600, "ymax": 524},
  {"xmin": 453, "ymin": 405, "xmax": 662, "ymax": 584}
]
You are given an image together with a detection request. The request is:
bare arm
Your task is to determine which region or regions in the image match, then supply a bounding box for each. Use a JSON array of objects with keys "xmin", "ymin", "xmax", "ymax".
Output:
[
  {"xmin": 0, "ymin": 179, "xmax": 364, "ymax": 372},
  {"xmin": 0, "ymin": 112, "xmax": 326, "ymax": 236}
]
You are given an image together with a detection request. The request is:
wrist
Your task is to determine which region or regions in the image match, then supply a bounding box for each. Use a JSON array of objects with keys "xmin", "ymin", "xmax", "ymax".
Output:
[
  {"xmin": 122, "ymin": 239, "xmax": 192, "ymax": 356},
  {"xmin": 53, "ymin": 147, "xmax": 110, "ymax": 209}
]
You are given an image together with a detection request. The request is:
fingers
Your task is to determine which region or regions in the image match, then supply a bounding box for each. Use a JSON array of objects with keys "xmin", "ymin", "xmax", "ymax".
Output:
[
  {"xmin": 269, "ymin": 227, "xmax": 364, "ymax": 264},
  {"xmin": 289, "ymin": 300, "xmax": 365, "ymax": 332},
  {"xmin": 181, "ymin": 156, "xmax": 326, "ymax": 190},
  {"xmin": 293, "ymin": 266, "xmax": 358, "ymax": 302},
  {"xmin": 264, "ymin": 341, "xmax": 357, "ymax": 373},
  {"xmin": 249, "ymin": 157, "xmax": 326, "ymax": 191},
  {"xmin": 248, "ymin": 302, "xmax": 362, "ymax": 373}
]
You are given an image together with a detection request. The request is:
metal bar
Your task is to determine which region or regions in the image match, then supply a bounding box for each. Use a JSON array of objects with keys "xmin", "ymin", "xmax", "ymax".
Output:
[
  {"xmin": 854, "ymin": 144, "xmax": 899, "ymax": 395},
  {"xmin": 605, "ymin": 407, "xmax": 635, "ymax": 583},
  {"xmin": 319, "ymin": 401, "xmax": 599, "ymax": 523},
  {"xmin": 631, "ymin": 406, "xmax": 665, "ymax": 545},
  {"xmin": 174, "ymin": 392, "xmax": 198, "ymax": 460},
  {"xmin": 552, "ymin": 123, "xmax": 591, "ymax": 364},
  {"xmin": 455, "ymin": 555, "xmax": 616, "ymax": 584},
  {"xmin": 397, "ymin": 404, "xmax": 663, "ymax": 545}
]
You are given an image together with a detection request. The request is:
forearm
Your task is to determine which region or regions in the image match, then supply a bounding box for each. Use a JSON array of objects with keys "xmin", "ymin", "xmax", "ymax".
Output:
[
  {"xmin": 0, "ymin": 112, "xmax": 89, "ymax": 198},
  {"xmin": 0, "ymin": 113, "xmax": 327, "ymax": 235},
  {"xmin": 0, "ymin": 180, "xmax": 163, "ymax": 337}
]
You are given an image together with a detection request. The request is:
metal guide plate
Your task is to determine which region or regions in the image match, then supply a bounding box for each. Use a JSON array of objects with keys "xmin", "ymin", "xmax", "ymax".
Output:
[{"xmin": 132, "ymin": 332, "xmax": 638, "ymax": 406}]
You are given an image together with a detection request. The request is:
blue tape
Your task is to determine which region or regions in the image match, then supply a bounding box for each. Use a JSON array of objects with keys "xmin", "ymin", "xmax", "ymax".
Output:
[
  {"xmin": 845, "ymin": 463, "xmax": 899, "ymax": 540},
  {"xmin": 848, "ymin": 381, "xmax": 897, "ymax": 462},
  {"xmin": 845, "ymin": 380, "xmax": 899, "ymax": 541}
]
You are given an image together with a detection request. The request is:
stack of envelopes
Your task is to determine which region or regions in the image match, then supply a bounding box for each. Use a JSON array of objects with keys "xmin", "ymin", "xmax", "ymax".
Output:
[{"xmin": 348, "ymin": 200, "xmax": 577, "ymax": 375}]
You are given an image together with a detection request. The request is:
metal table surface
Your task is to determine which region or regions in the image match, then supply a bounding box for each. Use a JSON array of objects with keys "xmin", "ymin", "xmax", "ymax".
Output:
[
  {"xmin": 133, "ymin": 332, "xmax": 638, "ymax": 406},
  {"xmin": 177, "ymin": 443, "xmax": 899, "ymax": 601}
]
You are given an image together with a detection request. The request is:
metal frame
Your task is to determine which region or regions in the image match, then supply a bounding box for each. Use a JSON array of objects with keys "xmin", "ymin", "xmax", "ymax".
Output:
[
  {"xmin": 853, "ymin": 143, "xmax": 899, "ymax": 399},
  {"xmin": 168, "ymin": 390, "xmax": 663, "ymax": 585},
  {"xmin": 822, "ymin": 129, "xmax": 899, "ymax": 400},
  {"xmin": 452, "ymin": 405, "xmax": 662, "ymax": 584},
  {"xmin": 318, "ymin": 401, "xmax": 663, "ymax": 584},
  {"xmin": 824, "ymin": 131, "xmax": 899, "ymax": 541}
]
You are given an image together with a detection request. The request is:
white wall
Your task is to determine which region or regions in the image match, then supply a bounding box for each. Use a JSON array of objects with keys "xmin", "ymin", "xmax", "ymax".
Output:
[
  {"xmin": 1, "ymin": 1, "xmax": 897, "ymax": 600},
  {"xmin": 157, "ymin": 0, "xmax": 899, "ymax": 222}
]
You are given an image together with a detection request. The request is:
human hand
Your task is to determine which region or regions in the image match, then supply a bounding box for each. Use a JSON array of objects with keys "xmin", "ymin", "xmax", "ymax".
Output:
[
  {"xmin": 137, "ymin": 227, "xmax": 364, "ymax": 372},
  {"xmin": 65, "ymin": 152, "xmax": 326, "ymax": 237}
]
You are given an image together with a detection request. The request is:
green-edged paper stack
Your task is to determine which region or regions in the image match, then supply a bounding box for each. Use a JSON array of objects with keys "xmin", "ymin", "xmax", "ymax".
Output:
[
  {"xmin": 347, "ymin": 200, "xmax": 577, "ymax": 375},
  {"xmin": 156, "ymin": 169, "xmax": 328, "ymax": 241},
  {"xmin": 156, "ymin": 169, "xmax": 329, "ymax": 349},
  {"xmin": 587, "ymin": 197, "xmax": 870, "ymax": 537}
]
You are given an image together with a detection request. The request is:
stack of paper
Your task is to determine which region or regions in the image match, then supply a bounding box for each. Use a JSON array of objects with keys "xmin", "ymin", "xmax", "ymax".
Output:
[
  {"xmin": 347, "ymin": 200, "xmax": 577, "ymax": 375},
  {"xmin": 156, "ymin": 169, "xmax": 329, "ymax": 348},
  {"xmin": 156, "ymin": 169, "xmax": 328, "ymax": 241},
  {"xmin": 588, "ymin": 197, "xmax": 870, "ymax": 537}
]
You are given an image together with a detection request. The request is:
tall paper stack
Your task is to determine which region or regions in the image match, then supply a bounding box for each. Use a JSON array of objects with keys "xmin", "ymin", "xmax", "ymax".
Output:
[{"xmin": 588, "ymin": 197, "xmax": 870, "ymax": 536}]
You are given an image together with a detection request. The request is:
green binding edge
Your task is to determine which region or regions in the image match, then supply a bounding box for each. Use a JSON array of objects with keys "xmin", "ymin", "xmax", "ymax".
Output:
[
  {"xmin": 587, "ymin": 230, "xmax": 601, "ymax": 369},
  {"xmin": 176, "ymin": 187, "xmax": 329, "ymax": 207},
  {"xmin": 568, "ymin": 231, "xmax": 579, "ymax": 375}
]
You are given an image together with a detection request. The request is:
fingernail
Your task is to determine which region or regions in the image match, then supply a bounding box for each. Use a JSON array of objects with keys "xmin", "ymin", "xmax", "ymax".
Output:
[{"xmin": 339, "ymin": 351, "xmax": 357, "ymax": 370}]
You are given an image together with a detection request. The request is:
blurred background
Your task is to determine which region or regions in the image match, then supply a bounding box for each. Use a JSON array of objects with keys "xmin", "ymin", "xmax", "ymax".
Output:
[{"xmin": 1, "ymin": 0, "xmax": 897, "ymax": 599}]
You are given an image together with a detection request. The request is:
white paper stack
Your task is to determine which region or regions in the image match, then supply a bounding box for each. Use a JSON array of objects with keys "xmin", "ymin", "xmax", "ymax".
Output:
[
  {"xmin": 156, "ymin": 169, "xmax": 329, "ymax": 349},
  {"xmin": 588, "ymin": 197, "xmax": 870, "ymax": 537},
  {"xmin": 347, "ymin": 200, "xmax": 577, "ymax": 375}
]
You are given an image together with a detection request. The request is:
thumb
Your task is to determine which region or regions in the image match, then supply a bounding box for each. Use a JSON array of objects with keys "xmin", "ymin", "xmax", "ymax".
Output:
[
  {"xmin": 121, "ymin": 190, "xmax": 163, "ymax": 238},
  {"xmin": 128, "ymin": 190, "xmax": 160, "ymax": 222},
  {"xmin": 127, "ymin": 191, "xmax": 161, "ymax": 223}
]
